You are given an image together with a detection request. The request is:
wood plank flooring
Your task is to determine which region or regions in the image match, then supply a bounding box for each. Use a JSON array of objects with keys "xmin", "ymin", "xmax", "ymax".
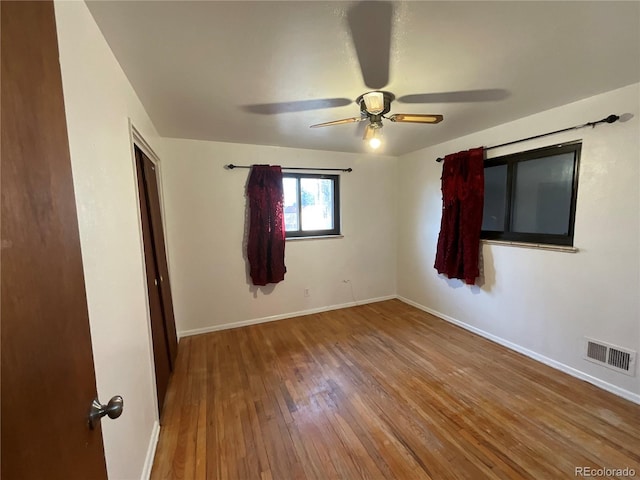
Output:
[{"xmin": 151, "ymin": 299, "xmax": 640, "ymax": 479}]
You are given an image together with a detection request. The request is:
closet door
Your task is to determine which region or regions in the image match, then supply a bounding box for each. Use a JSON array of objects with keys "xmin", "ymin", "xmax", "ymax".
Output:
[{"xmin": 135, "ymin": 146, "xmax": 178, "ymax": 415}]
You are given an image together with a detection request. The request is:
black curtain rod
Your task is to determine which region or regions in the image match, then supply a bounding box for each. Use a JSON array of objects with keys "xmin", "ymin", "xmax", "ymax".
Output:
[
  {"xmin": 435, "ymin": 114, "xmax": 620, "ymax": 162},
  {"xmin": 225, "ymin": 164, "xmax": 353, "ymax": 172}
]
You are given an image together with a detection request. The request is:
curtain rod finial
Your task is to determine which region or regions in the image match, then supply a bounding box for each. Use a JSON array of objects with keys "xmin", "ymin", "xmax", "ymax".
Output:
[
  {"xmin": 605, "ymin": 114, "xmax": 619, "ymax": 124},
  {"xmin": 436, "ymin": 157, "xmax": 444, "ymax": 163},
  {"xmin": 225, "ymin": 164, "xmax": 236, "ymax": 170}
]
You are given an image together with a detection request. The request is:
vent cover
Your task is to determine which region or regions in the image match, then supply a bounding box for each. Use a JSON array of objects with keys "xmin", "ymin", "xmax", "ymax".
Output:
[{"xmin": 585, "ymin": 338, "xmax": 636, "ymax": 376}]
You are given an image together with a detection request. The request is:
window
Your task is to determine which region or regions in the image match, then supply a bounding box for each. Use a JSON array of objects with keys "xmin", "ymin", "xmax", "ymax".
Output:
[
  {"xmin": 283, "ymin": 173, "xmax": 340, "ymax": 238},
  {"xmin": 482, "ymin": 142, "xmax": 581, "ymax": 246}
]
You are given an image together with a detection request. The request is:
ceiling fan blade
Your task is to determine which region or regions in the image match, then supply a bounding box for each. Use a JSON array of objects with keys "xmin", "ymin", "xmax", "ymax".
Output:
[
  {"xmin": 354, "ymin": 118, "xmax": 368, "ymax": 137},
  {"xmin": 388, "ymin": 114, "xmax": 443, "ymax": 124},
  {"xmin": 347, "ymin": 1, "xmax": 393, "ymax": 90},
  {"xmin": 310, "ymin": 117, "xmax": 367, "ymax": 128},
  {"xmin": 242, "ymin": 98, "xmax": 352, "ymax": 114},
  {"xmin": 397, "ymin": 89, "xmax": 509, "ymax": 104}
]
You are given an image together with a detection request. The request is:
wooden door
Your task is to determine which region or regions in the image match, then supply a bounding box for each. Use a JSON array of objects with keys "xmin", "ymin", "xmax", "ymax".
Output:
[
  {"xmin": 1, "ymin": 2, "xmax": 108, "ymax": 479},
  {"xmin": 135, "ymin": 146, "xmax": 178, "ymax": 415}
]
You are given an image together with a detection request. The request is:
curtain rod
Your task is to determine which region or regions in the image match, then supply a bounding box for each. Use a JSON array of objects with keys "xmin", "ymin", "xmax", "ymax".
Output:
[
  {"xmin": 225, "ymin": 164, "xmax": 353, "ymax": 172},
  {"xmin": 435, "ymin": 114, "xmax": 620, "ymax": 162}
]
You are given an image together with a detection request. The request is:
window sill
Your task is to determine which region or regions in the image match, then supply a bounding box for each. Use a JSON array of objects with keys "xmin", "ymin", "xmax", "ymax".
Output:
[
  {"xmin": 286, "ymin": 234, "xmax": 344, "ymax": 242},
  {"xmin": 481, "ymin": 239, "xmax": 578, "ymax": 253}
]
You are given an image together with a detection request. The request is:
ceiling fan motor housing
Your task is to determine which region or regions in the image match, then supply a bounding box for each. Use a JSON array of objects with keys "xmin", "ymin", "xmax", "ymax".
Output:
[{"xmin": 357, "ymin": 91, "xmax": 395, "ymax": 118}]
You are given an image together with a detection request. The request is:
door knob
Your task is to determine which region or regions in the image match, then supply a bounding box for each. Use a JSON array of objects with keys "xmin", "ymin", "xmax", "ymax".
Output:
[{"xmin": 88, "ymin": 395, "xmax": 124, "ymax": 430}]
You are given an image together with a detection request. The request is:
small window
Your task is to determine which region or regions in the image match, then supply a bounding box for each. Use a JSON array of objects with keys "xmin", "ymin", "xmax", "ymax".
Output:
[
  {"xmin": 283, "ymin": 173, "xmax": 341, "ymax": 238},
  {"xmin": 481, "ymin": 142, "xmax": 581, "ymax": 246}
]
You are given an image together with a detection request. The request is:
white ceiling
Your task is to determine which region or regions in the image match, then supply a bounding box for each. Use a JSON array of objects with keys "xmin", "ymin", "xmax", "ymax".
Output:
[{"xmin": 87, "ymin": 1, "xmax": 640, "ymax": 157}]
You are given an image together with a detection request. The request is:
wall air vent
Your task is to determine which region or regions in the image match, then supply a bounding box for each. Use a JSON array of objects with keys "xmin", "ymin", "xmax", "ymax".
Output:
[{"xmin": 585, "ymin": 338, "xmax": 636, "ymax": 376}]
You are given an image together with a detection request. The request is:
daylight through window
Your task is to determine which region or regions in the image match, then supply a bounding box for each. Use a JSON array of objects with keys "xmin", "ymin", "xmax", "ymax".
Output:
[{"xmin": 283, "ymin": 173, "xmax": 340, "ymax": 238}]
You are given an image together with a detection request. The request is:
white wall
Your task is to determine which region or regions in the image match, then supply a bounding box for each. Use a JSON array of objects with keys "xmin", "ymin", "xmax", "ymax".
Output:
[
  {"xmin": 397, "ymin": 83, "xmax": 640, "ymax": 400},
  {"xmin": 55, "ymin": 2, "xmax": 160, "ymax": 478},
  {"xmin": 160, "ymin": 139, "xmax": 397, "ymax": 334}
]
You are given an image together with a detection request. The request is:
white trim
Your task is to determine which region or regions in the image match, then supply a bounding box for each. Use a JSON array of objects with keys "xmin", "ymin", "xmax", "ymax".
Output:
[
  {"xmin": 129, "ymin": 121, "xmax": 176, "ymax": 303},
  {"xmin": 140, "ymin": 421, "xmax": 160, "ymax": 480},
  {"xmin": 397, "ymin": 296, "xmax": 640, "ymax": 405},
  {"xmin": 481, "ymin": 239, "xmax": 579, "ymax": 253},
  {"xmin": 130, "ymin": 123, "xmax": 161, "ymax": 164},
  {"xmin": 127, "ymin": 121, "xmax": 161, "ymax": 422},
  {"xmin": 286, "ymin": 234, "xmax": 344, "ymax": 241},
  {"xmin": 178, "ymin": 295, "xmax": 397, "ymax": 338}
]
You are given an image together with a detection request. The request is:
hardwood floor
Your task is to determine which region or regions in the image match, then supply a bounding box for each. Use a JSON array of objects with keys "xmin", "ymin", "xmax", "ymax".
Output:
[{"xmin": 151, "ymin": 300, "xmax": 640, "ymax": 479}]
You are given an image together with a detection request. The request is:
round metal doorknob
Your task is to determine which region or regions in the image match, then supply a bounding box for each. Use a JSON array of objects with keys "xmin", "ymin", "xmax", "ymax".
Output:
[{"xmin": 88, "ymin": 395, "xmax": 124, "ymax": 430}]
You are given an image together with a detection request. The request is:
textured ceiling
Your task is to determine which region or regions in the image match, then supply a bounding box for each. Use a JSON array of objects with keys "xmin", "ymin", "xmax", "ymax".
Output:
[{"xmin": 87, "ymin": 1, "xmax": 640, "ymax": 156}]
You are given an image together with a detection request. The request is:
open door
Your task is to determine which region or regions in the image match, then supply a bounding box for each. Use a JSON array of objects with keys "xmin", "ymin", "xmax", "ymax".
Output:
[{"xmin": 1, "ymin": 2, "xmax": 109, "ymax": 478}]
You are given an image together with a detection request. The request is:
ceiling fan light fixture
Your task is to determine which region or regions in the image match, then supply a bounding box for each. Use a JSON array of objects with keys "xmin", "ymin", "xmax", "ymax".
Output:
[
  {"xmin": 369, "ymin": 137, "xmax": 382, "ymax": 149},
  {"xmin": 363, "ymin": 123, "xmax": 383, "ymax": 149},
  {"xmin": 362, "ymin": 91, "xmax": 385, "ymax": 115}
]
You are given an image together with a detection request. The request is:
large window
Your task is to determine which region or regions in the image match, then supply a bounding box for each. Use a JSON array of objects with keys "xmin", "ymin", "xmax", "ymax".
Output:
[
  {"xmin": 482, "ymin": 142, "xmax": 581, "ymax": 246},
  {"xmin": 283, "ymin": 173, "xmax": 340, "ymax": 238}
]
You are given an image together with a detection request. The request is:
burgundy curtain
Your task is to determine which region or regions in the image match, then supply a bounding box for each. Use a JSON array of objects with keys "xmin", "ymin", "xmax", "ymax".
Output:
[
  {"xmin": 247, "ymin": 165, "xmax": 286, "ymax": 286},
  {"xmin": 434, "ymin": 147, "xmax": 485, "ymax": 285}
]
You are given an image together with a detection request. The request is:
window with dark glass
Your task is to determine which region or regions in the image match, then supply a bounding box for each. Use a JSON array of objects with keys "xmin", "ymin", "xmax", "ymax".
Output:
[
  {"xmin": 283, "ymin": 173, "xmax": 340, "ymax": 238},
  {"xmin": 481, "ymin": 142, "xmax": 581, "ymax": 246}
]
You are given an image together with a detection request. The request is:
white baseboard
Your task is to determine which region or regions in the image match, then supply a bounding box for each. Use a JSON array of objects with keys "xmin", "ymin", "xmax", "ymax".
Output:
[
  {"xmin": 140, "ymin": 420, "xmax": 160, "ymax": 480},
  {"xmin": 178, "ymin": 295, "xmax": 397, "ymax": 338},
  {"xmin": 397, "ymin": 296, "xmax": 640, "ymax": 405}
]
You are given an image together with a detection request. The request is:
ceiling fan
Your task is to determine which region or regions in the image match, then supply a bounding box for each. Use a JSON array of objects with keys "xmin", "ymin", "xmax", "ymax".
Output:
[
  {"xmin": 310, "ymin": 90, "xmax": 443, "ymax": 149},
  {"xmin": 242, "ymin": 1, "xmax": 507, "ymax": 149}
]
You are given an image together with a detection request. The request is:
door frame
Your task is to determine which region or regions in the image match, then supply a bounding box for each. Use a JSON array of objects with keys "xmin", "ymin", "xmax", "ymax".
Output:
[{"xmin": 128, "ymin": 121, "xmax": 175, "ymax": 420}]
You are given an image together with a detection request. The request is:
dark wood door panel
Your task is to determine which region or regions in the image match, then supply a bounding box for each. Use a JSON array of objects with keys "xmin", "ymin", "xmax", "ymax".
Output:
[
  {"xmin": 135, "ymin": 147, "xmax": 172, "ymax": 415},
  {"xmin": 1, "ymin": 2, "xmax": 107, "ymax": 478},
  {"xmin": 141, "ymin": 152, "xmax": 179, "ymax": 366}
]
